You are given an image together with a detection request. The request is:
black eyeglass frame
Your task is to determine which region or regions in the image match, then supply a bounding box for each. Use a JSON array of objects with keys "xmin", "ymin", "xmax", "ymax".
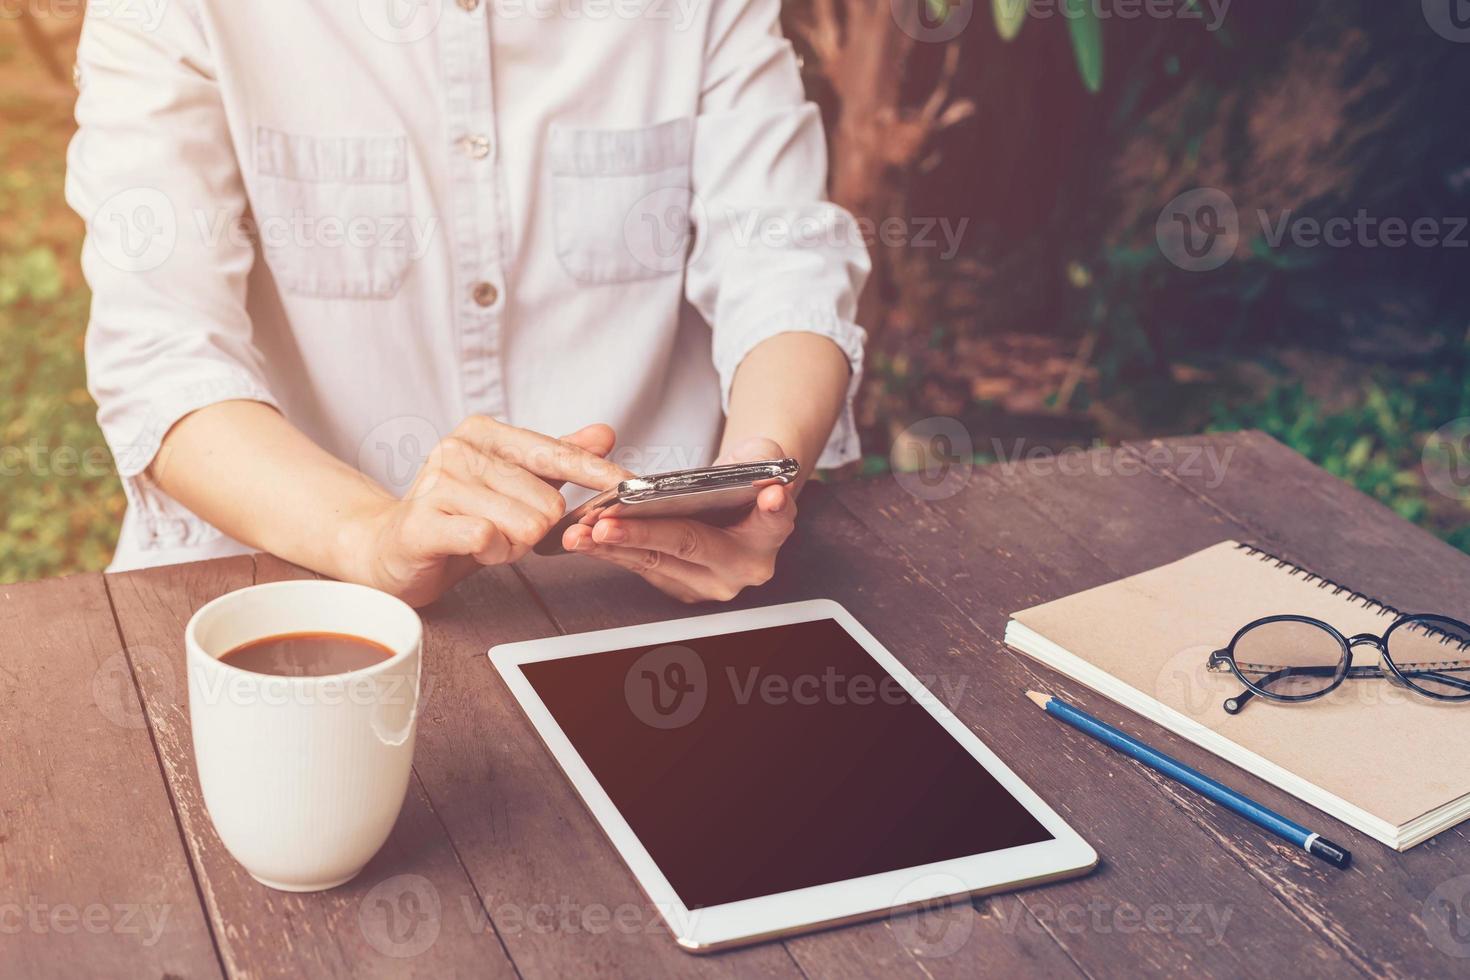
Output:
[{"xmin": 1207, "ymin": 613, "xmax": 1470, "ymax": 714}]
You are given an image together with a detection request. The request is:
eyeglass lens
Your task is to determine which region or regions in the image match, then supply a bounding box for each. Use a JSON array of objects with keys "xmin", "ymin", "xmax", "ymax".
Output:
[
  {"xmin": 1232, "ymin": 620, "xmax": 1345, "ymax": 698},
  {"xmin": 1385, "ymin": 616, "xmax": 1470, "ymax": 700}
]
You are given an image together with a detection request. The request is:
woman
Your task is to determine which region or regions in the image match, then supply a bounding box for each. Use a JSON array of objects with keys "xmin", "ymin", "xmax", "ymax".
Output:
[{"xmin": 67, "ymin": 0, "xmax": 868, "ymax": 606}]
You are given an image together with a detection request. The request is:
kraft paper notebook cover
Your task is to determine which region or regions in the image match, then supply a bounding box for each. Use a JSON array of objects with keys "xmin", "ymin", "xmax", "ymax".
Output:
[{"xmin": 1005, "ymin": 541, "xmax": 1470, "ymax": 850}]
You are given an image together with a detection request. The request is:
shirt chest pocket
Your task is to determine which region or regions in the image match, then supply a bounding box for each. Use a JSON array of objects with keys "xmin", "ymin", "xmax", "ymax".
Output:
[
  {"xmin": 549, "ymin": 117, "xmax": 694, "ymax": 285},
  {"xmin": 252, "ymin": 127, "xmax": 413, "ymax": 299}
]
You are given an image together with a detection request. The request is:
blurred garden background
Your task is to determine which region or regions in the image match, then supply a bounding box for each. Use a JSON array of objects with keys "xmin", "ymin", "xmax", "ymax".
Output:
[{"xmin": 3, "ymin": 0, "xmax": 1470, "ymax": 583}]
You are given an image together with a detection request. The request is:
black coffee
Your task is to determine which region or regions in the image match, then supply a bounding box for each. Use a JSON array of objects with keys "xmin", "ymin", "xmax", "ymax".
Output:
[{"xmin": 219, "ymin": 632, "xmax": 394, "ymax": 677}]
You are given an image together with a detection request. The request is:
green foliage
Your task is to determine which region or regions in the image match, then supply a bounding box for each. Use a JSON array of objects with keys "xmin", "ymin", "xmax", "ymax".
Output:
[
  {"xmin": 1, "ymin": 111, "xmax": 123, "ymax": 584},
  {"xmin": 992, "ymin": 0, "xmax": 1103, "ymax": 91},
  {"xmin": 1070, "ymin": 235, "xmax": 1327, "ymax": 391},
  {"xmin": 1208, "ymin": 368, "xmax": 1470, "ymax": 546},
  {"xmin": 992, "ymin": 0, "xmax": 1027, "ymax": 41},
  {"xmin": 0, "ymin": 246, "xmax": 62, "ymax": 305},
  {"xmin": 1063, "ymin": 0, "xmax": 1103, "ymax": 92}
]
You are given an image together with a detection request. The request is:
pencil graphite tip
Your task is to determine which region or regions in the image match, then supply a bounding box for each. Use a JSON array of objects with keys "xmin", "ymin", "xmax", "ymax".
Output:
[{"xmin": 1025, "ymin": 690, "xmax": 1052, "ymax": 708}]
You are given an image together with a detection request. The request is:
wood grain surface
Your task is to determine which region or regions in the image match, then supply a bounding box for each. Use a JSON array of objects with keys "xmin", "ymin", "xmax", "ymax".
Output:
[{"xmin": 3, "ymin": 431, "xmax": 1465, "ymax": 979}]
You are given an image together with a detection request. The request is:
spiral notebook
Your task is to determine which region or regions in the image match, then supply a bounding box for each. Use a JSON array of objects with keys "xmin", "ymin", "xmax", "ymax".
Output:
[{"xmin": 1005, "ymin": 540, "xmax": 1470, "ymax": 850}]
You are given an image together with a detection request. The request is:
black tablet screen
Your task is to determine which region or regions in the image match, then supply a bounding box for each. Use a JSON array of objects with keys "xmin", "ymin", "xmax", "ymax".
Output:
[{"xmin": 520, "ymin": 618, "xmax": 1053, "ymax": 910}]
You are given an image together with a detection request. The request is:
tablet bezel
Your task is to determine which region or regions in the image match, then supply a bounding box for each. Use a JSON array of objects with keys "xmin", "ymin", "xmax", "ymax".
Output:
[{"xmin": 490, "ymin": 598, "xmax": 1098, "ymax": 952}]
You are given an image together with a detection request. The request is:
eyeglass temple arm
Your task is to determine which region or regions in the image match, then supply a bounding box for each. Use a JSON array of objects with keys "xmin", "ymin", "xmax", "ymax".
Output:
[
  {"xmin": 1221, "ymin": 664, "xmax": 1470, "ymax": 714},
  {"xmin": 1220, "ymin": 664, "xmax": 1357, "ymax": 715},
  {"xmin": 1405, "ymin": 669, "xmax": 1470, "ymax": 693}
]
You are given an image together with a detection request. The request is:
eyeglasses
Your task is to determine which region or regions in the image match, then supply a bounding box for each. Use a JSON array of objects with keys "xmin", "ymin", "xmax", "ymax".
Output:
[{"xmin": 1207, "ymin": 613, "xmax": 1470, "ymax": 714}]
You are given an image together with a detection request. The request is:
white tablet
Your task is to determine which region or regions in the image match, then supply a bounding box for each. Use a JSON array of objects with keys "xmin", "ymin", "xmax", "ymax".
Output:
[{"xmin": 491, "ymin": 599, "xmax": 1097, "ymax": 952}]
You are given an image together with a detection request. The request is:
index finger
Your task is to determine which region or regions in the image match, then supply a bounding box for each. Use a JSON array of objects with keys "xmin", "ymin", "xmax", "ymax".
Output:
[
  {"xmin": 456, "ymin": 416, "xmax": 632, "ymax": 491},
  {"xmin": 588, "ymin": 515, "xmax": 737, "ymax": 568}
]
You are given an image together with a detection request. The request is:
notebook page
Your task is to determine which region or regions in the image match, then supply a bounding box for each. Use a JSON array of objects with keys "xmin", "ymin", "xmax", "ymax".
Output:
[{"xmin": 1012, "ymin": 540, "xmax": 1470, "ymax": 827}]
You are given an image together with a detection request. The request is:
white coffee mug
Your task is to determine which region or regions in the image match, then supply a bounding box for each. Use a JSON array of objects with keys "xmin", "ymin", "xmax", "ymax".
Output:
[{"xmin": 186, "ymin": 580, "xmax": 423, "ymax": 892}]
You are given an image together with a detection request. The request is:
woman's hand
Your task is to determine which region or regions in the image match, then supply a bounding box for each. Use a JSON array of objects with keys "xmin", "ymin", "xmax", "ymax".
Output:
[
  {"xmin": 352, "ymin": 418, "xmax": 628, "ymax": 606},
  {"xmin": 562, "ymin": 438, "xmax": 797, "ymax": 603}
]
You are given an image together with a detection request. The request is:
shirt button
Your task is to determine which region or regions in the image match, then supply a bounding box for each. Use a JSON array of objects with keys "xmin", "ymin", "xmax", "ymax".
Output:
[
  {"xmin": 472, "ymin": 281, "xmax": 499, "ymax": 307},
  {"xmin": 457, "ymin": 0, "xmax": 479, "ymax": 9},
  {"xmin": 459, "ymin": 135, "xmax": 491, "ymax": 159}
]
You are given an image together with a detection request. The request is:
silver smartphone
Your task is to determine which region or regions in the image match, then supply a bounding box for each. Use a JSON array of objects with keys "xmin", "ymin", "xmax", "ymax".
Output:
[{"xmin": 533, "ymin": 457, "xmax": 800, "ymax": 556}]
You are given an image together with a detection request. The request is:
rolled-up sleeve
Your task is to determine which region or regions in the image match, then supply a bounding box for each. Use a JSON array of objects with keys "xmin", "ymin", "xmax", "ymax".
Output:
[
  {"xmin": 66, "ymin": 1, "xmax": 277, "ymax": 549},
  {"xmin": 685, "ymin": 0, "xmax": 871, "ymax": 468}
]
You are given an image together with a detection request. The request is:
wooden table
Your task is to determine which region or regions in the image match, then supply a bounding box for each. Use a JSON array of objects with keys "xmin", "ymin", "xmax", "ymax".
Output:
[{"xmin": 5, "ymin": 430, "xmax": 1468, "ymax": 979}]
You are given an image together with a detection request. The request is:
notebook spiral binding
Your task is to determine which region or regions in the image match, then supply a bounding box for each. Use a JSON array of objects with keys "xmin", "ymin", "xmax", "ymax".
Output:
[{"xmin": 1234, "ymin": 542, "xmax": 1470, "ymax": 652}]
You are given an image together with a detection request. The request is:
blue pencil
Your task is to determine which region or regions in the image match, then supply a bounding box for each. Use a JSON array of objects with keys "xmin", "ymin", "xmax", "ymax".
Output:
[{"xmin": 1026, "ymin": 691, "xmax": 1351, "ymax": 869}]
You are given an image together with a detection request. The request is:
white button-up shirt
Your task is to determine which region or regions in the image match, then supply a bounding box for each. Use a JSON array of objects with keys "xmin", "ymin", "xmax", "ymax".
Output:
[{"xmin": 67, "ymin": 0, "xmax": 869, "ymax": 571}]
